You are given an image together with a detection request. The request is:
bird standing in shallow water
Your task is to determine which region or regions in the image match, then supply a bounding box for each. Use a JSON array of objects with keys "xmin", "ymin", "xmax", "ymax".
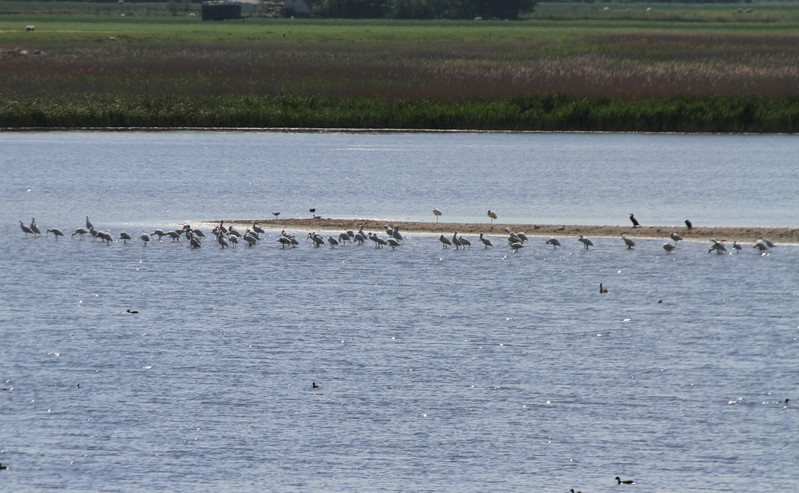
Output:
[
  {"xmin": 621, "ymin": 234, "xmax": 635, "ymax": 249},
  {"xmin": 546, "ymin": 238, "xmax": 561, "ymax": 249},
  {"xmin": 578, "ymin": 235, "xmax": 594, "ymax": 250},
  {"xmin": 19, "ymin": 220, "xmax": 34, "ymax": 237}
]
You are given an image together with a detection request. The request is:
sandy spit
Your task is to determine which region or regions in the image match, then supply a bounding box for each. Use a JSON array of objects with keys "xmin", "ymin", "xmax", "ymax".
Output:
[{"xmin": 213, "ymin": 218, "xmax": 798, "ymax": 244}]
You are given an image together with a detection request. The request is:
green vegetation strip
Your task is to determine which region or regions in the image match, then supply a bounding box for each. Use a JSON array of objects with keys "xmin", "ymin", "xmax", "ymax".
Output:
[{"xmin": 3, "ymin": 95, "xmax": 798, "ymax": 132}]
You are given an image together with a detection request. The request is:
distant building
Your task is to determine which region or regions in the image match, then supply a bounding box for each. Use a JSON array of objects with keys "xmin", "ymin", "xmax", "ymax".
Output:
[
  {"xmin": 284, "ymin": 0, "xmax": 311, "ymax": 17},
  {"xmin": 202, "ymin": 2, "xmax": 241, "ymax": 20},
  {"xmin": 201, "ymin": 0, "xmax": 311, "ymax": 20}
]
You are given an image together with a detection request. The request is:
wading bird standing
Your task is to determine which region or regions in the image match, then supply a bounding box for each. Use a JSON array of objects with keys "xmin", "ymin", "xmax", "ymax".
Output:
[
  {"xmin": 433, "ymin": 208, "xmax": 442, "ymax": 222},
  {"xmin": 546, "ymin": 238, "xmax": 561, "ymax": 249},
  {"xmin": 487, "ymin": 209, "xmax": 497, "ymax": 223},
  {"xmin": 19, "ymin": 220, "xmax": 34, "ymax": 237},
  {"xmin": 621, "ymin": 234, "xmax": 636, "ymax": 249}
]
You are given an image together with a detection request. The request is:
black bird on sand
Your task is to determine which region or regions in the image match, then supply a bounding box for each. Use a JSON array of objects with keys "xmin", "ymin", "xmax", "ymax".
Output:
[
  {"xmin": 685, "ymin": 218, "xmax": 693, "ymax": 230},
  {"xmin": 629, "ymin": 213, "xmax": 640, "ymax": 228}
]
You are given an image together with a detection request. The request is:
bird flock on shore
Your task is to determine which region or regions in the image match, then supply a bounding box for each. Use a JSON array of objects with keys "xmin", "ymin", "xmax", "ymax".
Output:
[{"xmin": 16, "ymin": 214, "xmax": 780, "ymax": 256}]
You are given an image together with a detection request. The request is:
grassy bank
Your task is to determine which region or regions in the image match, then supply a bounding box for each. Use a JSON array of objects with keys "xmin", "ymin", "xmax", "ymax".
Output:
[
  {"xmin": 2, "ymin": 8, "xmax": 799, "ymax": 131},
  {"xmin": 3, "ymin": 94, "xmax": 798, "ymax": 132}
]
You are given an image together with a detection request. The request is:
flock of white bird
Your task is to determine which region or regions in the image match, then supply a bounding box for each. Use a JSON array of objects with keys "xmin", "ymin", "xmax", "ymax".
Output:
[{"xmin": 17, "ymin": 214, "xmax": 778, "ymax": 255}]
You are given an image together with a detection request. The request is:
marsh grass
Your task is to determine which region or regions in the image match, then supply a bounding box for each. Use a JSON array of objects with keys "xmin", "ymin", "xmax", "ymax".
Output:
[{"xmin": 2, "ymin": 11, "xmax": 799, "ymax": 130}]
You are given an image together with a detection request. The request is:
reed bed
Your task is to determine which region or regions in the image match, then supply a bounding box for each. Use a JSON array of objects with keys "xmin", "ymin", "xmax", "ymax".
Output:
[{"xmin": 2, "ymin": 27, "xmax": 799, "ymax": 130}]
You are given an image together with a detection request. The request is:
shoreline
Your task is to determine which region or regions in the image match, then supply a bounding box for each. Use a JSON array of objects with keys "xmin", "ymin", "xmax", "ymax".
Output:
[{"xmin": 214, "ymin": 218, "xmax": 799, "ymax": 244}]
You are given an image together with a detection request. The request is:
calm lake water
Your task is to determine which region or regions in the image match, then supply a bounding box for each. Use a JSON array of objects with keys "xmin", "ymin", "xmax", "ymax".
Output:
[{"xmin": 1, "ymin": 132, "xmax": 797, "ymax": 492}]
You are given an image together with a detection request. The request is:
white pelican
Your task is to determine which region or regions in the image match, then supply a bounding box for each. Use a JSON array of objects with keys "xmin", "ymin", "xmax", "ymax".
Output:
[
  {"xmin": 621, "ymin": 234, "xmax": 635, "ymax": 249},
  {"xmin": 439, "ymin": 234, "xmax": 452, "ymax": 248},
  {"xmin": 479, "ymin": 233, "xmax": 493, "ymax": 248},
  {"xmin": 629, "ymin": 213, "xmax": 640, "ymax": 228},
  {"xmin": 487, "ymin": 209, "xmax": 497, "ymax": 223},
  {"xmin": 140, "ymin": 233, "xmax": 150, "ymax": 246},
  {"xmin": 578, "ymin": 235, "xmax": 594, "ymax": 249},
  {"xmin": 46, "ymin": 228, "xmax": 64, "ymax": 239},
  {"xmin": 433, "ymin": 208, "xmax": 442, "ymax": 222},
  {"xmin": 546, "ymin": 238, "xmax": 561, "ymax": 249},
  {"xmin": 662, "ymin": 243, "xmax": 676, "ymax": 253},
  {"xmin": 670, "ymin": 232, "xmax": 683, "ymax": 243},
  {"xmin": 19, "ymin": 220, "xmax": 34, "ymax": 237}
]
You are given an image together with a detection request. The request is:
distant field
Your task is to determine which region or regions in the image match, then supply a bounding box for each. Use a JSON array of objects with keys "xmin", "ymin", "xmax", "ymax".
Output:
[{"xmin": 2, "ymin": 2, "xmax": 799, "ymax": 131}]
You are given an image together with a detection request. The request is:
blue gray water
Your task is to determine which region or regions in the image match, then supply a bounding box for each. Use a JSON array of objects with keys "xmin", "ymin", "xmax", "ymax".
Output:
[{"xmin": 1, "ymin": 132, "xmax": 797, "ymax": 492}]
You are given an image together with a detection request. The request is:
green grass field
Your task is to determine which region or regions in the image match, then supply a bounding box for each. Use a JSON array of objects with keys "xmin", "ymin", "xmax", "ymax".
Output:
[{"xmin": 2, "ymin": 1, "xmax": 799, "ymax": 131}]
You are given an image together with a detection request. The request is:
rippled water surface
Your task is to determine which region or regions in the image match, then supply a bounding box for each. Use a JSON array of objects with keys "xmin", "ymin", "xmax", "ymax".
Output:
[{"xmin": 1, "ymin": 132, "xmax": 797, "ymax": 492}]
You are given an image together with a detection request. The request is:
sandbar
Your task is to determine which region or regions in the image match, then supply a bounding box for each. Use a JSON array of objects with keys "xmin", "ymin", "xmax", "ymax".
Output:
[{"xmin": 213, "ymin": 218, "xmax": 798, "ymax": 244}]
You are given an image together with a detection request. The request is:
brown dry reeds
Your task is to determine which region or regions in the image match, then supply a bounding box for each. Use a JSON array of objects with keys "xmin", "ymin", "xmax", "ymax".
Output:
[{"xmin": 3, "ymin": 30, "xmax": 799, "ymax": 100}]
